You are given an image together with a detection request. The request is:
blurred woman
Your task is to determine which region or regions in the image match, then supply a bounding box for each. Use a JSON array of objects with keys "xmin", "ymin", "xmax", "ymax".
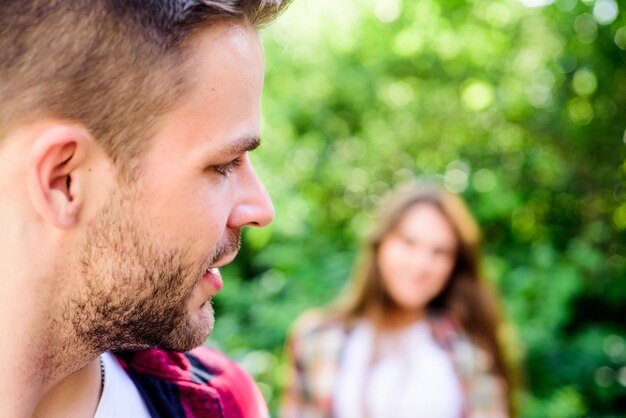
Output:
[{"xmin": 281, "ymin": 180, "xmax": 515, "ymax": 418}]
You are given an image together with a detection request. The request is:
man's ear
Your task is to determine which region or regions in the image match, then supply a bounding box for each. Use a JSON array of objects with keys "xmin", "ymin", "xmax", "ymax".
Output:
[{"xmin": 27, "ymin": 125, "xmax": 90, "ymax": 229}]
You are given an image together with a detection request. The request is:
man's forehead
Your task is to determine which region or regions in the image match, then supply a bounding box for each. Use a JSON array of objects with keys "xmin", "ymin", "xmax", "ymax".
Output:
[
  {"xmin": 135, "ymin": 20, "xmax": 264, "ymax": 172},
  {"xmin": 186, "ymin": 21, "xmax": 263, "ymax": 69}
]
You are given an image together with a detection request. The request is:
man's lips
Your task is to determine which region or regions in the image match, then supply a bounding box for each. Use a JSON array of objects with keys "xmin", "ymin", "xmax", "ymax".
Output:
[
  {"xmin": 202, "ymin": 251, "xmax": 237, "ymax": 293},
  {"xmin": 203, "ymin": 268, "xmax": 223, "ymax": 292}
]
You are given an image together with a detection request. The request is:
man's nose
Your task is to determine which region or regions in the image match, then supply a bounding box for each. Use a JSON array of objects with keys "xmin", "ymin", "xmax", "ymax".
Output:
[{"xmin": 227, "ymin": 161, "xmax": 274, "ymax": 229}]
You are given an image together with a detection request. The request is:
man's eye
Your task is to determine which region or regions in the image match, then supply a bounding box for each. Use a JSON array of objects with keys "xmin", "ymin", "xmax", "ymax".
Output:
[{"xmin": 212, "ymin": 157, "xmax": 244, "ymax": 176}]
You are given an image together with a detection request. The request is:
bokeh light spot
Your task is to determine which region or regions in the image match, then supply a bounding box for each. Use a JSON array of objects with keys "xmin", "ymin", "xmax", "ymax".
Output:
[
  {"xmin": 520, "ymin": 0, "xmax": 554, "ymax": 7},
  {"xmin": 383, "ymin": 81, "xmax": 415, "ymax": 107},
  {"xmin": 593, "ymin": 0, "xmax": 618, "ymax": 25},
  {"xmin": 529, "ymin": 69, "xmax": 555, "ymax": 107},
  {"xmin": 461, "ymin": 80, "xmax": 495, "ymax": 111},
  {"xmin": 603, "ymin": 335, "xmax": 626, "ymax": 361},
  {"xmin": 245, "ymin": 227, "xmax": 273, "ymax": 250},
  {"xmin": 444, "ymin": 160, "xmax": 470, "ymax": 193},
  {"xmin": 473, "ymin": 168, "xmax": 497, "ymax": 192},
  {"xmin": 375, "ymin": 0, "xmax": 400, "ymax": 23},
  {"xmin": 595, "ymin": 366, "xmax": 616, "ymax": 388},
  {"xmin": 572, "ymin": 68, "xmax": 598, "ymax": 96},
  {"xmin": 567, "ymin": 97, "xmax": 594, "ymax": 125},
  {"xmin": 574, "ymin": 13, "xmax": 598, "ymax": 44},
  {"xmin": 556, "ymin": 0, "xmax": 577, "ymax": 12},
  {"xmin": 619, "ymin": 367, "xmax": 626, "ymax": 387},
  {"xmin": 615, "ymin": 27, "xmax": 626, "ymax": 50},
  {"xmin": 394, "ymin": 28, "xmax": 424, "ymax": 56},
  {"xmin": 613, "ymin": 204, "xmax": 626, "ymax": 230}
]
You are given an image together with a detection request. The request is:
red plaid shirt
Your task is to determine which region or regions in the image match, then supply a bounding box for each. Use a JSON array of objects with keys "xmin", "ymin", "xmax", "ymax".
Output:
[{"xmin": 114, "ymin": 346, "xmax": 268, "ymax": 418}]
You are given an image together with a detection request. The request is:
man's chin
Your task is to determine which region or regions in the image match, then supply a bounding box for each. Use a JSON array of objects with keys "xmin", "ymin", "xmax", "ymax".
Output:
[
  {"xmin": 116, "ymin": 304, "xmax": 214, "ymax": 353},
  {"xmin": 173, "ymin": 303, "xmax": 215, "ymax": 351},
  {"xmin": 190, "ymin": 303, "xmax": 215, "ymax": 344}
]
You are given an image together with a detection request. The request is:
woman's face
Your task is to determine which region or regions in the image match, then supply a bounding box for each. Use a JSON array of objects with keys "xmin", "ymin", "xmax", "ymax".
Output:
[{"xmin": 377, "ymin": 203, "xmax": 458, "ymax": 313}]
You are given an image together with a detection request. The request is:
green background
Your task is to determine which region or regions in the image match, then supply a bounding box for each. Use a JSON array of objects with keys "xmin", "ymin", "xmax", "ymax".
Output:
[{"xmin": 209, "ymin": 0, "xmax": 626, "ymax": 416}]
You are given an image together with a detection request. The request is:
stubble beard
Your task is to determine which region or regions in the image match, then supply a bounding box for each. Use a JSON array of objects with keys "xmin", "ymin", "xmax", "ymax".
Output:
[{"xmin": 66, "ymin": 188, "xmax": 240, "ymax": 354}]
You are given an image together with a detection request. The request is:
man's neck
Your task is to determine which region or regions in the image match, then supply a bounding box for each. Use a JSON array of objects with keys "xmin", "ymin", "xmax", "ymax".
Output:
[
  {"xmin": 33, "ymin": 358, "xmax": 103, "ymax": 418},
  {"xmin": 0, "ymin": 313, "xmax": 103, "ymax": 417},
  {"xmin": 0, "ymin": 257, "xmax": 103, "ymax": 417}
]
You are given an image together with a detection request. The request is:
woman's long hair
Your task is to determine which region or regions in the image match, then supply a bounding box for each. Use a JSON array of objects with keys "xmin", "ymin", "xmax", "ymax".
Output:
[{"xmin": 329, "ymin": 179, "xmax": 515, "ymax": 412}]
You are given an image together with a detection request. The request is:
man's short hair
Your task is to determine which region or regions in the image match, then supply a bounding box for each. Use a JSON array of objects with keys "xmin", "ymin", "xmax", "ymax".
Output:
[{"xmin": 0, "ymin": 0, "xmax": 290, "ymax": 176}]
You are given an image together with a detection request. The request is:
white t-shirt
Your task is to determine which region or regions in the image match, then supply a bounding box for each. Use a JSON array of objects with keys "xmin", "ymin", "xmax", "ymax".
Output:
[
  {"xmin": 94, "ymin": 352, "xmax": 152, "ymax": 418},
  {"xmin": 333, "ymin": 319, "xmax": 464, "ymax": 418}
]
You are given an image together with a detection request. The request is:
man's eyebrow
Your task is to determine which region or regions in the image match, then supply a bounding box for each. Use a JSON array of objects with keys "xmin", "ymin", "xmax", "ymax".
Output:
[{"xmin": 221, "ymin": 135, "xmax": 261, "ymax": 156}]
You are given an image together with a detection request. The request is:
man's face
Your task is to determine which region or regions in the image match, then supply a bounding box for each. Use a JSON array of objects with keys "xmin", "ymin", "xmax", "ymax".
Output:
[{"xmin": 68, "ymin": 23, "xmax": 274, "ymax": 352}]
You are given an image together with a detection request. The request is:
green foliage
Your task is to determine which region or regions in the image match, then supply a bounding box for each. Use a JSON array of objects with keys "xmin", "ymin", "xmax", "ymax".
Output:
[{"xmin": 209, "ymin": 0, "xmax": 626, "ymax": 415}]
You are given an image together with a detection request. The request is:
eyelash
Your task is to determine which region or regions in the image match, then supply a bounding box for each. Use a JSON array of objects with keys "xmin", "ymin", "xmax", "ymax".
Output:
[{"xmin": 212, "ymin": 157, "xmax": 244, "ymax": 176}]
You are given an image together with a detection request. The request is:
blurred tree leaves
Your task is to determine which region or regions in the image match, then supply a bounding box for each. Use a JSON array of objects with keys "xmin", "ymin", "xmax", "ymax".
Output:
[{"xmin": 209, "ymin": 0, "xmax": 626, "ymax": 415}]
